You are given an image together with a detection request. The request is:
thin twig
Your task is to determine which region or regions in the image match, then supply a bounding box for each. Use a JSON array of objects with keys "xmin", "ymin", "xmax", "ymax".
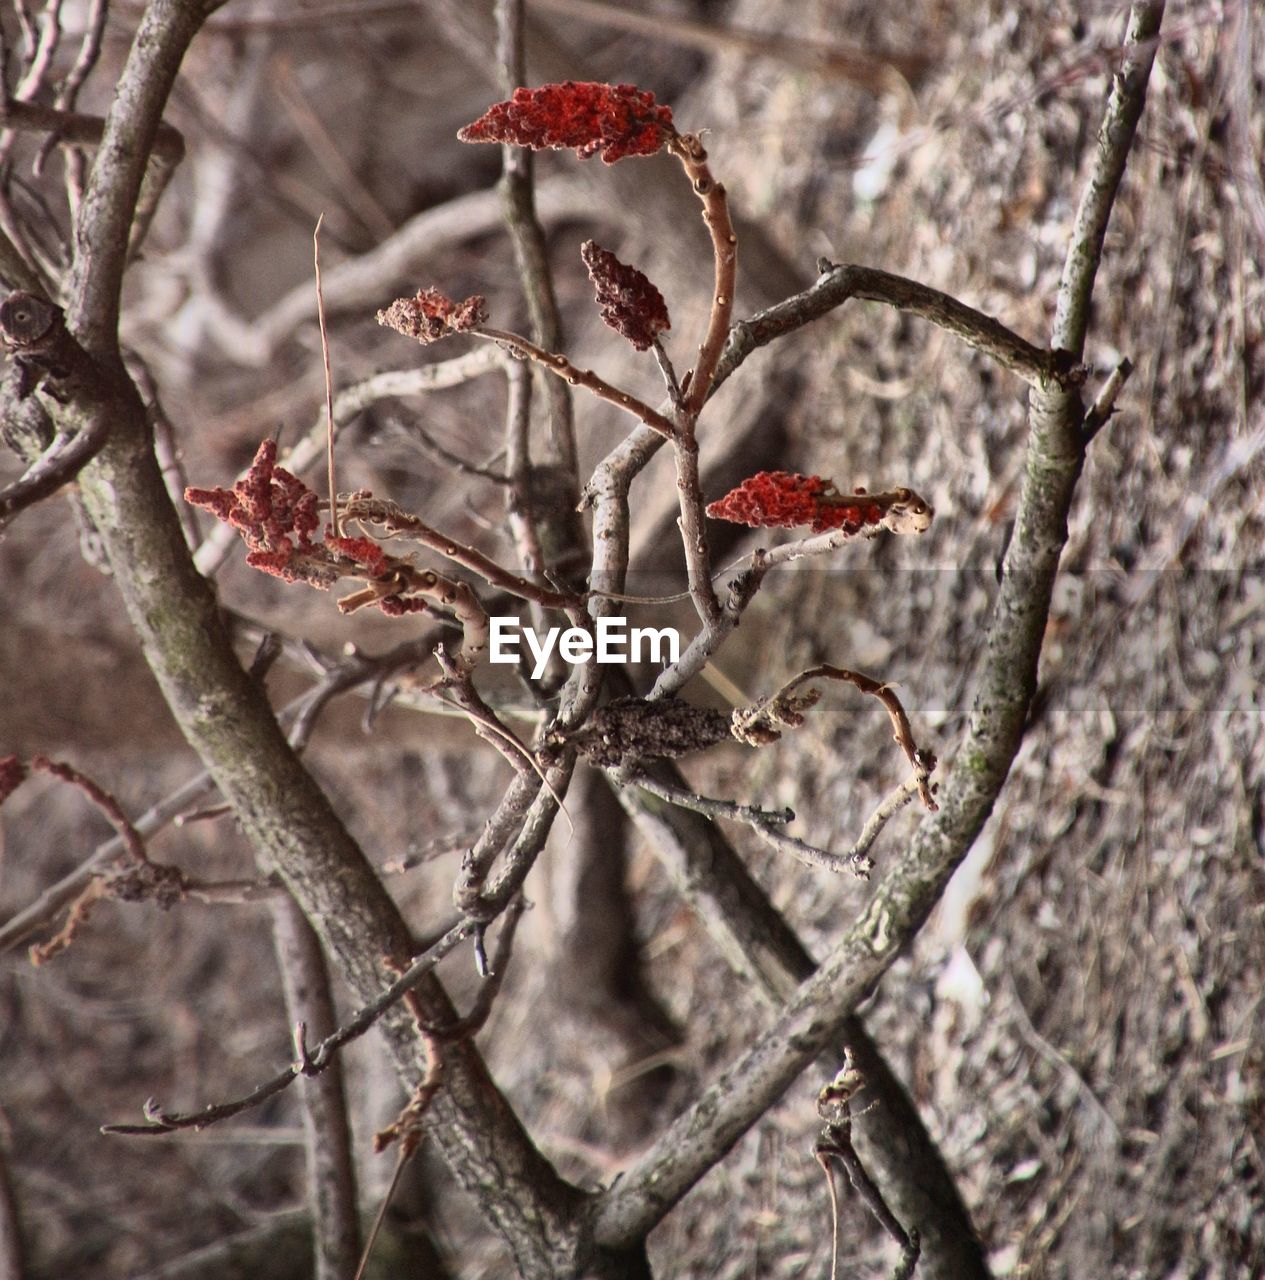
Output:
[
  {"xmin": 737, "ymin": 665, "xmax": 937, "ymax": 810},
  {"xmin": 648, "ymin": 490, "xmax": 932, "ymax": 701},
  {"xmin": 388, "ymin": 410, "xmax": 509, "ymax": 482},
  {"xmin": 131, "ymin": 356, "xmax": 202, "ymax": 549},
  {"xmin": 501, "ymin": 356, "xmax": 550, "ymax": 623},
  {"xmin": 340, "ymin": 493, "xmax": 581, "ymax": 613},
  {"xmin": 606, "ymin": 738, "xmax": 987, "ymax": 1276},
  {"xmin": 195, "ymin": 177, "xmax": 595, "ymax": 367},
  {"xmin": 192, "ymin": 346, "xmax": 508, "ymax": 576},
  {"xmin": 353, "ymin": 1146, "xmax": 410, "ymax": 1280},
  {"xmin": 1051, "ymin": 4, "xmax": 1166, "ymax": 359},
  {"xmin": 669, "ymin": 131, "xmax": 737, "ymax": 417},
  {"xmin": 495, "ymin": 0, "xmax": 577, "ymax": 480},
  {"xmin": 529, "ymin": 0, "xmax": 924, "ymax": 94},
  {"xmin": 313, "ymin": 214, "xmax": 340, "ymax": 538},
  {"xmin": 0, "ymin": 632, "xmax": 441, "ymax": 954},
  {"xmin": 425, "ymin": 894, "xmax": 526, "ymax": 1041},
  {"xmin": 629, "ymin": 772, "xmax": 876, "ymax": 879},
  {"xmin": 28, "ymin": 755, "xmax": 149, "ymax": 867},
  {"xmin": 475, "ymin": 325, "xmax": 678, "ymax": 439},
  {"xmin": 670, "ymin": 414, "xmax": 720, "ymax": 623},
  {"xmin": 101, "ymin": 917, "xmax": 479, "ymax": 1136},
  {"xmin": 2, "ymin": 95, "xmax": 183, "ymax": 163},
  {"xmin": 815, "ymin": 1054, "xmax": 918, "ymax": 1262},
  {"xmin": 0, "ymin": 769, "xmax": 218, "ymax": 953},
  {"xmin": 270, "ymin": 895, "xmax": 361, "ymax": 1279},
  {"xmin": 1082, "ymin": 356, "xmax": 1135, "ymax": 442},
  {"xmin": 382, "ymin": 829, "xmax": 484, "ymax": 875},
  {"xmin": 454, "ymin": 751, "xmax": 576, "ymax": 921}
]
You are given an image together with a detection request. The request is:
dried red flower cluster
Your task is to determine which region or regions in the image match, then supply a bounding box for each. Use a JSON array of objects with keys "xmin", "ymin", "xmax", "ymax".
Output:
[
  {"xmin": 324, "ymin": 534, "xmax": 388, "ymax": 578},
  {"xmin": 376, "ymin": 288, "xmax": 488, "ymax": 346},
  {"xmin": 185, "ymin": 439, "xmax": 332, "ymax": 583},
  {"xmin": 186, "ymin": 444, "xmax": 407, "ymax": 606},
  {"xmin": 581, "ymin": 240, "xmax": 671, "ymax": 351},
  {"xmin": 457, "ymin": 82, "xmax": 674, "ymax": 164},
  {"xmin": 706, "ymin": 471, "xmax": 884, "ymax": 534},
  {"xmin": 0, "ymin": 754, "xmax": 27, "ymax": 807}
]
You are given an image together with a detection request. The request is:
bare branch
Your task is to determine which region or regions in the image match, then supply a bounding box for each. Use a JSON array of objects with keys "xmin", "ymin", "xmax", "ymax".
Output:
[
  {"xmin": 713, "ymin": 261, "xmax": 1077, "ymax": 400},
  {"xmin": 198, "ymin": 178, "xmax": 594, "ymax": 367},
  {"xmin": 669, "ymin": 414, "xmax": 720, "ymax": 623},
  {"xmin": 192, "ymin": 346, "xmax": 507, "ymax": 577},
  {"xmin": 528, "ymin": 0, "xmax": 926, "ymax": 94},
  {"xmin": 313, "ymin": 215, "xmax": 340, "ymax": 539},
  {"xmin": 3, "ymin": 94, "xmax": 183, "ymax": 259},
  {"xmin": 1051, "ymin": 2, "xmax": 1166, "ymax": 359},
  {"xmin": 735, "ymin": 664, "xmax": 938, "ymax": 810},
  {"xmin": 270, "ymin": 896, "xmax": 361, "ymax": 1280},
  {"xmin": 22, "ymin": 121, "xmax": 581, "ymax": 1266},
  {"xmin": 495, "ymin": 0, "xmax": 577, "ymax": 480},
  {"xmin": 455, "ymin": 760, "xmax": 574, "ymax": 922},
  {"xmin": 476, "ymin": 325, "xmax": 678, "ymax": 439},
  {"xmin": 425, "ymin": 894, "xmax": 527, "ymax": 1041},
  {"xmin": 669, "ymin": 132, "xmax": 737, "ymax": 417},
  {"xmin": 0, "ymin": 769, "xmax": 218, "ymax": 953},
  {"xmin": 626, "ymin": 771, "xmax": 875, "ymax": 879},
  {"xmin": 1082, "ymin": 356, "xmax": 1134, "ymax": 443},
  {"xmin": 63, "ymin": 0, "xmax": 201, "ymax": 348},
  {"xmin": 606, "ymin": 749, "xmax": 988, "ymax": 1277},
  {"xmin": 592, "ymin": 2, "xmax": 1165, "ymax": 1246},
  {"xmin": 342, "ymin": 493, "xmax": 580, "ymax": 612},
  {"xmin": 102, "ymin": 917, "xmax": 479, "ymax": 1137}
]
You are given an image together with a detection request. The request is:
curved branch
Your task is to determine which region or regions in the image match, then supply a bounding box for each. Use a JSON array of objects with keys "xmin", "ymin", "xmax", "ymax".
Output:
[
  {"xmin": 712, "ymin": 262, "xmax": 1076, "ymax": 400},
  {"xmin": 65, "ymin": 0, "xmax": 204, "ymax": 350},
  {"xmin": 592, "ymin": 0, "xmax": 1165, "ymax": 1248}
]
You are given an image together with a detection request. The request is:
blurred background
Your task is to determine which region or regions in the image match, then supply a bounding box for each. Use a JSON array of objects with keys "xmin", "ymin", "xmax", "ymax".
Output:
[{"xmin": 0, "ymin": 1, "xmax": 1261, "ymax": 1276}]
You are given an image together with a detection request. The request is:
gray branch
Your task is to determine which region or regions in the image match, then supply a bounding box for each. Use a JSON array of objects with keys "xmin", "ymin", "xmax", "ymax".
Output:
[
  {"xmin": 270, "ymin": 897, "xmax": 361, "ymax": 1280},
  {"xmin": 592, "ymin": 0, "xmax": 1165, "ymax": 1249},
  {"xmin": 712, "ymin": 262, "xmax": 1077, "ymax": 401},
  {"xmin": 0, "ymin": 2, "xmax": 589, "ymax": 1274}
]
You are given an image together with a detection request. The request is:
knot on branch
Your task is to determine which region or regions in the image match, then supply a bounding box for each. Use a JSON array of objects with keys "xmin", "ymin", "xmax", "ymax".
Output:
[
  {"xmin": 105, "ymin": 859, "xmax": 188, "ymax": 909},
  {"xmin": 0, "ymin": 291, "xmax": 62, "ymax": 352}
]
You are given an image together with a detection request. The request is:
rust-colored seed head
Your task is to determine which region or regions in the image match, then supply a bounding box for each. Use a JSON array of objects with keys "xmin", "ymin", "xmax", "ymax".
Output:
[
  {"xmin": 0, "ymin": 754, "xmax": 27, "ymax": 807},
  {"xmin": 458, "ymin": 81, "xmax": 674, "ymax": 163},
  {"xmin": 325, "ymin": 535, "xmax": 389, "ymax": 577},
  {"xmin": 705, "ymin": 471, "xmax": 890, "ymax": 534},
  {"xmin": 185, "ymin": 439, "xmax": 320, "ymax": 554},
  {"xmin": 581, "ymin": 240, "xmax": 671, "ymax": 351},
  {"xmin": 377, "ymin": 288, "xmax": 488, "ymax": 345},
  {"xmin": 706, "ymin": 471, "xmax": 829, "ymax": 529}
]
